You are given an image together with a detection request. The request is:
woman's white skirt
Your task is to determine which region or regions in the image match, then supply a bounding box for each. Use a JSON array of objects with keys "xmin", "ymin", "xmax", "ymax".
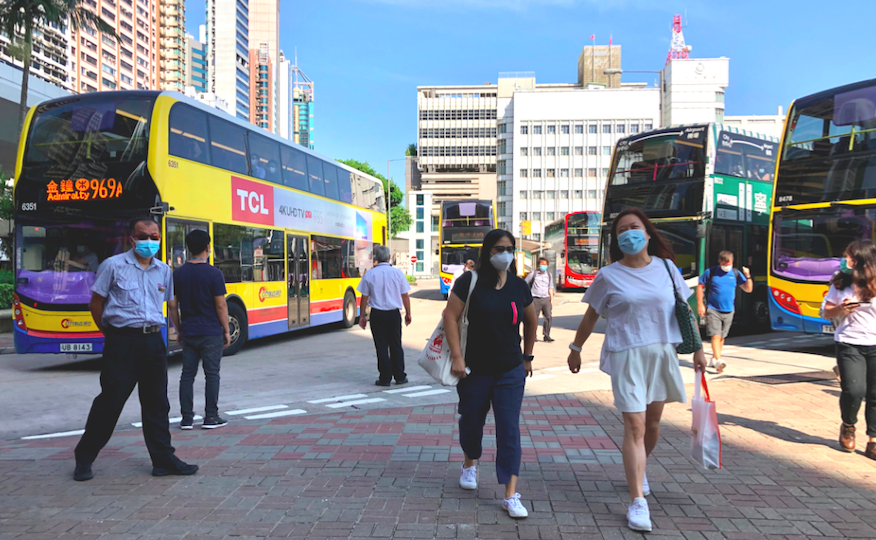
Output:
[{"xmin": 609, "ymin": 342, "xmax": 687, "ymax": 413}]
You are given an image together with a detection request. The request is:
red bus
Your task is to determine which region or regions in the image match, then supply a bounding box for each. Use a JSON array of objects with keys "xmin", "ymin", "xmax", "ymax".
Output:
[{"xmin": 543, "ymin": 211, "xmax": 601, "ymax": 290}]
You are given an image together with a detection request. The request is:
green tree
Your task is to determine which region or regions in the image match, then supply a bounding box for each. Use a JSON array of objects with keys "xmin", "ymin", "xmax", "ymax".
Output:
[
  {"xmin": 0, "ymin": 167, "xmax": 13, "ymax": 263},
  {"xmin": 0, "ymin": 0, "xmax": 119, "ymax": 132},
  {"xmin": 337, "ymin": 158, "xmax": 412, "ymax": 238},
  {"xmin": 405, "ymin": 143, "xmax": 417, "ymax": 157}
]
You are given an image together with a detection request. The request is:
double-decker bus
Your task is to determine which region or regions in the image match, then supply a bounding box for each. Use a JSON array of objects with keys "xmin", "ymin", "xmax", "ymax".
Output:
[
  {"xmin": 13, "ymin": 91, "xmax": 387, "ymax": 355},
  {"xmin": 438, "ymin": 199, "xmax": 494, "ymax": 299},
  {"xmin": 602, "ymin": 124, "xmax": 779, "ymax": 328},
  {"xmin": 543, "ymin": 211, "xmax": 601, "ymax": 290},
  {"xmin": 767, "ymin": 79, "xmax": 876, "ymax": 334}
]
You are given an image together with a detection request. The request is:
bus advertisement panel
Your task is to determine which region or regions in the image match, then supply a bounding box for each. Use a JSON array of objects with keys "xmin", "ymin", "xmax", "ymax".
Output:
[
  {"xmin": 13, "ymin": 91, "xmax": 387, "ymax": 355},
  {"xmin": 767, "ymin": 79, "xmax": 876, "ymax": 334},
  {"xmin": 439, "ymin": 200, "xmax": 494, "ymax": 298},
  {"xmin": 543, "ymin": 212, "xmax": 600, "ymax": 289}
]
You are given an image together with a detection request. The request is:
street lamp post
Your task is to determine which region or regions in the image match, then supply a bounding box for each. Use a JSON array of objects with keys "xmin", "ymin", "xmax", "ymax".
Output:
[{"xmin": 604, "ymin": 68, "xmax": 664, "ymax": 127}]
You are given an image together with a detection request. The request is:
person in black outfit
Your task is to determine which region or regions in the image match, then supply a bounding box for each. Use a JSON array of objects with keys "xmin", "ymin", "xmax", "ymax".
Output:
[
  {"xmin": 173, "ymin": 230, "xmax": 231, "ymax": 430},
  {"xmin": 443, "ymin": 229, "xmax": 536, "ymax": 519}
]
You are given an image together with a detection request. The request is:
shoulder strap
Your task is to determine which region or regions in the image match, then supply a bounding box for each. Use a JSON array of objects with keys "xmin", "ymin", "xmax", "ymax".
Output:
[
  {"xmin": 461, "ymin": 271, "xmax": 478, "ymax": 324},
  {"xmin": 662, "ymin": 259, "xmax": 684, "ymax": 303},
  {"xmin": 705, "ymin": 266, "xmax": 716, "ymax": 296}
]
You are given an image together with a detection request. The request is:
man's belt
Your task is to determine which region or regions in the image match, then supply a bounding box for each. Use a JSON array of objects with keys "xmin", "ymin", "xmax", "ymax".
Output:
[{"xmin": 105, "ymin": 325, "xmax": 163, "ymax": 335}]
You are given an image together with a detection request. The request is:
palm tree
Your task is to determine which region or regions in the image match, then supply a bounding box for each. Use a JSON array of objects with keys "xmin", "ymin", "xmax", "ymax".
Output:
[{"xmin": 0, "ymin": 0, "xmax": 118, "ymax": 132}]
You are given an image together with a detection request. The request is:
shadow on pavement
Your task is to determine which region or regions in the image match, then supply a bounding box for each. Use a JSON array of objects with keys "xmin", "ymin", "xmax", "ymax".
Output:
[
  {"xmin": 409, "ymin": 288, "xmax": 445, "ymax": 301},
  {"xmin": 718, "ymin": 411, "xmax": 839, "ymax": 450}
]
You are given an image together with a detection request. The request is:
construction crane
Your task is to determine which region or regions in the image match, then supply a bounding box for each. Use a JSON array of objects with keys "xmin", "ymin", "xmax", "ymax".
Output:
[{"xmin": 665, "ymin": 14, "xmax": 693, "ymax": 65}]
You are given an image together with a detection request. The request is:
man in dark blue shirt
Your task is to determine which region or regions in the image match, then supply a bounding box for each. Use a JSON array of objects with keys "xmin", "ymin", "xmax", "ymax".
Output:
[
  {"xmin": 173, "ymin": 230, "xmax": 230, "ymax": 429},
  {"xmin": 696, "ymin": 250, "xmax": 753, "ymax": 373}
]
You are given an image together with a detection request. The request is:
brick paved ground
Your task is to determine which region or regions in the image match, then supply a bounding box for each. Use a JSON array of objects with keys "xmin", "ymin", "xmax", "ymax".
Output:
[{"xmin": 2, "ymin": 377, "xmax": 876, "ymax": 539}]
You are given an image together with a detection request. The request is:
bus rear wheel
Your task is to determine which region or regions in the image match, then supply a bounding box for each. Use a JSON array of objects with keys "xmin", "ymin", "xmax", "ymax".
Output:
[
  {"xmin": 751, "ymin": 291, "xmax": 771, "ymax": 333},
  {"xmin": 224, "ymin": 302, "xmax": 248, "ymax": 356},
  {"xmin": 342, "ymin": 290, "xmax": 356, "ymax": 328}
]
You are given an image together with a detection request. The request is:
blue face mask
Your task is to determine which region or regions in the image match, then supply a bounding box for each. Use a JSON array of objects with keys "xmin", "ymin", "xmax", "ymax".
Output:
[
  {"xmin": 840, "ymin": 258, "xmax": 854, "ymax": 275},
  {"xmin": 617, "ymin": 229, "xmax": 648, "ymax": 255},
  {"xmin": 539, "ymin": 265, "xmax": 548, "ymax": 272},
  {"xmin": 133, "ymin": 239, "xmax": 160, "ymax": 259}
]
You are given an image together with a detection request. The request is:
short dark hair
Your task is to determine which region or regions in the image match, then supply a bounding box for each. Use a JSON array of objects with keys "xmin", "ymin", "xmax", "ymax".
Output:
[
  {"xmin": 185, "ymin": 229, "xmax": 211, "ymax": 255},
  {"xmin": 718, "ymin": 251, "xmax": 734, "ymax": 263},
  {"xmin": 538, "ymin": 256, "xmax": 549, "ymax": 264},
  {"xmin": 129, "ymin": 217, "xmax": 157, "ymax": 233}
]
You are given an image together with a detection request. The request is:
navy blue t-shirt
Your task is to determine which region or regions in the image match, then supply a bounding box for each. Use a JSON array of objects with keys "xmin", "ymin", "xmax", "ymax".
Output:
[{"xmin": 173, "ymin": 262, "xmax": 227, "ymax": 336}]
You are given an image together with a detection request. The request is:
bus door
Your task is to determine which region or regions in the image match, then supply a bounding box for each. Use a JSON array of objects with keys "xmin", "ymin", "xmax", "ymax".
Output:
[
  {"xmin": 287, "ymin": 235, "xmax": 311, "ymax": 328},
  {"xmin": 708, "ymin": 224, "xmax": 745, "ymax": 314}
]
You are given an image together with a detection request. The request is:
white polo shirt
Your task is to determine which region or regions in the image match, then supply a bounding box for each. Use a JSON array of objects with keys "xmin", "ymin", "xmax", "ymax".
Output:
[{"xmin": 357, "ymin": 263, "xmax": 411, "ymax": 311}]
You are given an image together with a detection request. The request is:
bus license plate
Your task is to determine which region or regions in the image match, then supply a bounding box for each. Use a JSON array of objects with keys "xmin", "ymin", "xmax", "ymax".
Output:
[
  {"xmin": 61, "ymin": 343, "xmax": 92, "ymax": 352},
  {"xmin": 822, "ymin": 325, "xmax": 835, "ymax": 334}
]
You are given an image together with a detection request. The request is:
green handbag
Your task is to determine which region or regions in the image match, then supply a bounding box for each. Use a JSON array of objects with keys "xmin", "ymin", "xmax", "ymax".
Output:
[{"xmin": 663, "ymin": 259, "xmax": 703, "ymax": 355}]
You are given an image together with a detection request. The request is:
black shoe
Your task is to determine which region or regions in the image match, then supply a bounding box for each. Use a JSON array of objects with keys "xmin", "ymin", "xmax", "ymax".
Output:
[
  {"xmin": 544, "ymin": 336, "xmax": 555, "ymax": 343},
  {"xmin": 395, "ymin": 377, "xmax": 409, "ymax": 385},
  {"xmin": 202, "ymin": 416, "xmax": 227, "ymax": 429},
  {"xmin": 375, "ymin": 379, "xmax": 391, "ymax": 387},
  {"xmin": 152, "ymin": 460, "xmax": 199, "ymax": 477},
  {"xmin": 73, "ymin": 462, "xmax": 93, "ymax": 482},
  {"xmin": 180, "ymin": 417, "xmax": 194, "ymax": 430}
]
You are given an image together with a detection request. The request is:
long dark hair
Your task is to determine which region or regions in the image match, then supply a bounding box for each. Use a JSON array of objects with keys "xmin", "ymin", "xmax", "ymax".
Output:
[
  {"xmin": 829, "ymin": 240, "xmax": 876, "ymax": 302},
  {"xmin": 475, "ymin": 229, "xmax": 518, "ymax": 289},
  {"xmin": 609, "ymin": 208, "xmax": 675, "ymax": 263}
]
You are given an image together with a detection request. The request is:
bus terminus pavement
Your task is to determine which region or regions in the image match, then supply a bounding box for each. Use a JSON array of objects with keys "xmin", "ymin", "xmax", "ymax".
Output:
[
  {"xmin": 543, "ymin": 211, "xmax": 601, "ymax": 290},
  {"xmin": 767, "ymin": 78, "xmax": 876, "ymax": 334},
  {"xmin": 13, "ymin": 91, "xmax": 387, "ymax": 355},
  {"xmin": 602, "ymin": 124, "xmax": 779, "ymax": 328},
  {"xmin": 438, "ymin": 199, "xmax": 495, "ymax": 299}
]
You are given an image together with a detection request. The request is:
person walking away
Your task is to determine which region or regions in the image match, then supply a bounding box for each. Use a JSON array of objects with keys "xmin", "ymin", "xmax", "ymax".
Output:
[
  {"xmin": 822, "ymin": 240, "xmax": 876, "ymax": 457},
  {"xmin": 696, "ymin": 251, "xmax": 753, "ymax": 373},
  {"xmin": 525, "ymin": 256, "xmax": 555, "ymax": 342},
  {"xmin": 444, "ymin": 229, "xmax": 537, "ymax": 519},
  {"xmin": 358, "ymin": 245, "xmax": 412, "ymax": 386},
  {"xmin": 567, "ymin": 208, "xmax": 707, "ymax": 532},
  {"xmin": 173, "ymin": 229, "xmax": 231, "ymax": 430},
  {"xmin": 449, "ymin": 259, "xmax": 475, "ymax": 294},
  {"xmin": 73, "ymin": 218, "xmax": 198, "ymax": 481}
]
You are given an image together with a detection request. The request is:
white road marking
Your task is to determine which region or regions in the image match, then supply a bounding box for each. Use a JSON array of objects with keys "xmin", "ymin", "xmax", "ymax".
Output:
[
  {"xmin": 325, "ymin": 398, "xmax": 386, "ymax": 408},
  {"xmin": 226, "ymin": 405, "xmax": 287, "ymax": 416},
  {"xmin": 21, "ymin": 429, "xmax": 85, "ymax": 440},
  {"xmin": 132, "ymin": 415, "xmax": 201, "ymax": 428},
  {"xmin": 403, "ymin": 389, "xmax": 452, "ymax": 398},
  {"xmin": 384, "ymin": 385, "xmax": 431, "ymax": 394},
  {"xmin": 544, "ymin": 366, "xmax": 570, "ymax": 372},
  {"xmin": 244, "ymin": 409, "xmax": 307, "ymax": 420},
  {"xmin": 307, "ymin": 394, "xmax": 368, "ymax": 404},
  {"xmin": 528, "ymin": 374, "xmax": 557, "ymax": 382}
]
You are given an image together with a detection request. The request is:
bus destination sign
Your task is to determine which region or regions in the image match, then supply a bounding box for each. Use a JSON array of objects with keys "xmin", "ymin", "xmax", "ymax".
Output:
[{"xmin": 45, "ymin": 178, "xmax": 124, "ymax": 203}]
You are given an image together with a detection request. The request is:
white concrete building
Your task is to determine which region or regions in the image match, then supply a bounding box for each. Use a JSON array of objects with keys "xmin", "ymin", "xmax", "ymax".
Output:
[
  {"xmin": 405, "ymin": 191, "xmax": 437, "ymax": 277},
  {"xmin": 724, "ymin": 107, "xmax": 786, "ymax": 139},
  {"xmin": 183, "ymin": 87, "xmax": 233, "ymax": 115},
  {"xmin": 661, "ymin": 58, "xmax": 729, "ymax": 127},
  {"xmin": 206, "ymin": 0, "xmax": 249, "ymax": 120},
  {"xmin": 276, "ymin": 51, "xmax": 293, "ymax": 141}
]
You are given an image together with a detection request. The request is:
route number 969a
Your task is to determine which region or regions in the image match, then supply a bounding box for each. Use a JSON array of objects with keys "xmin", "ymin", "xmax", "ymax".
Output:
[{"xmin": 21, "ymin": 202, "xmax": 37, "ymax": 211}]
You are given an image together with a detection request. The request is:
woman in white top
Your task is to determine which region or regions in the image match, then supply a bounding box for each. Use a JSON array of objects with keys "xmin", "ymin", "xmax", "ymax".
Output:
[
  {"xmin": 822, "ymin": 240, "xmax": 876, "ymax": 457},
  {"xmin": 567, "ymin": 208, "xmax": 707, "ymax": 533}
]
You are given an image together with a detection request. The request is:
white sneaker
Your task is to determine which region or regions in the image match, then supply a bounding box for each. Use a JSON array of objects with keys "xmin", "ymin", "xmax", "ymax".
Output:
[
  {"xmin": 503, "ymin": 492, "xmax": 529, "ymax": 519},
  {"xmin": 716, "ymin": 360, "xmax": 727, "ymax": 374},
  {"xmin": 708, "ymin": 357, "xmax": 716, "ymax": 369},
  {"xmin": 459, "ymin": 465, "xmax": 478, "ymax": 490},
  {"xmin": 627, "ymin": 497, "xmax": 652, "ymax": 532},
  {"xmin": 642, "ymin": 473, "xmax": 650, "ymax": 497}
]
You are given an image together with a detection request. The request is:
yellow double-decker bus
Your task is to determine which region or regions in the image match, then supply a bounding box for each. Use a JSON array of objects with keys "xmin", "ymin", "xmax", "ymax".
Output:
[
  {"xmin": 767, "ymin": 78, "xmax": 876, "ymax": 334},
  {"xmin": 13, "ymin": 91, "xmax": 387, "ymax": 355},
  {"xmin": 438, "ymin": 200, "xmax": 495, "ymax": 299}
]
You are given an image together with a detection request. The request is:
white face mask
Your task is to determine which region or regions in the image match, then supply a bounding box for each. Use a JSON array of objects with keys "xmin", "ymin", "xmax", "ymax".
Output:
[
  {"xmin": 490, "ymin": 251, "xmax": 514, "ymax": 272},
  {"xmin": 720, "ymin": 264, "xmax": 733, "ymax": 272}
]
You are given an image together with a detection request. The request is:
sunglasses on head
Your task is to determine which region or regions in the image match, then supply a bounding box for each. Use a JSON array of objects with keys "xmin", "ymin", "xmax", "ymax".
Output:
[
  {"xmin": 492, "ymin": 246, "xmax": 516, "ymax": 254},
  {"xmin": 132, "ymin": 233, "xmax": 161, "ymax": 241}
]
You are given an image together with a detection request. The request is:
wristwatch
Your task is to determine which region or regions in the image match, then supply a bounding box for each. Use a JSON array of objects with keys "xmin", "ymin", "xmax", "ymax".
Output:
[
  {"xmin": 523, "ymin": 354, "xmax": 534, "ymax": 362},
  {"xmin": 569, "ymin": 342, "xmax": 583, "ymax": 352}
]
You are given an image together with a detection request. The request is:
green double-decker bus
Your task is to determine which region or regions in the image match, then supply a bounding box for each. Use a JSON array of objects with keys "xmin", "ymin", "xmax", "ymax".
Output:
[{"xmin": 601, "ymin": 124, "xmax": 779, "ymax": 329}]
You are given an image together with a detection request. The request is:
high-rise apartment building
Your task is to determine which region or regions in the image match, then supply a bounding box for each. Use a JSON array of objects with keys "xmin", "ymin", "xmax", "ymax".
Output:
[
  {"xmin": 248, "ymin": 0, "xmax": 279, "ymax": 132},
  {"xmin": 206, "ymin": 0, "xmax": 249, "ymax": 120},
  {"xmin": 184, "ymin": 27, "xmax": 207, "ymax": 92},
  {"xmin": 0, "ymin": 20, "xmax": 71, "ymax": 91},
  {"xmin": 249, "ymin": 43, "xmax": 273, "ymax": 130},
  {"xmin": 294, "ymin": 87, "xmax": 314, "ymax": 149},
  {"xmin": 158, "ymin": 0, "xmax": 185, "ymax": 92}
]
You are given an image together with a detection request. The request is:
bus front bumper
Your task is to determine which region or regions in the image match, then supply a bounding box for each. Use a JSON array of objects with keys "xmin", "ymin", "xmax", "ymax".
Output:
[
  {"xmin": 14, "ymin": 325, "xmax": 106, "ymax": 355},
  {"xmin": 768, "ymin": 294, "xmax": 834, "ymax": 335}
]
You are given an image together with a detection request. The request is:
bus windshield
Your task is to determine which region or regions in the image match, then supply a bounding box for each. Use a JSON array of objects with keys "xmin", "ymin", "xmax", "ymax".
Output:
[
  {"xmin": 610, "ymin": 128, "xmax": 707, "ymax": 186},
  {"xmin": 441, "ymin": 246, "xmax": 479, "ymax": 269},
  {"xmin": 566, "ymin": 213, "xmax": 600, "ymax": 275},
  {"xmin": 25, "ymin": 95, "xmax": 155, "ymax": 167},
  {"xmin": 771, "ymin": 207, "xmax": 876, "ymax": 282},
  {"xmin": 776, "ymin": 82, "xmax": 876, "ymax": 205}
]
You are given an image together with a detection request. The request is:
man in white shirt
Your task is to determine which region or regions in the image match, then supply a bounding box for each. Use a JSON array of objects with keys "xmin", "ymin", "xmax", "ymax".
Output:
[
  {"xmin": 449, "ymin": 259, "xmax": 475, "ymax": 296},
  {"xmin": 357, "ymin": 245, "xmax": 413, "ymax": 386}
]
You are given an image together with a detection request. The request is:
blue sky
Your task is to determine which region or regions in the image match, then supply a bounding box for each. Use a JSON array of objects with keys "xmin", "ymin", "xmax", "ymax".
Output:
[{"xmin": 185, "ymin": 0, "xmax": 874, "ymax": 184}]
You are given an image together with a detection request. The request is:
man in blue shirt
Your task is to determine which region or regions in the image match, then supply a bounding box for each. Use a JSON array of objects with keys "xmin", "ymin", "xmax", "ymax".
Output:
[{"xmin": 696, "ymin": 250, "xmax": 753, "ymax": 373}]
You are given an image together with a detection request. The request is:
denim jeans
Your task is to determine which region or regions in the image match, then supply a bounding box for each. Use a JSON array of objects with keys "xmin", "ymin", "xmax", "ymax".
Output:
[
  {"xmin": 837, "ymin": 342, "xmax": 876, "ymax": 437},
  {"xmin": 179, "ymin": 334, "xmax": 224, "ymax": 418}
]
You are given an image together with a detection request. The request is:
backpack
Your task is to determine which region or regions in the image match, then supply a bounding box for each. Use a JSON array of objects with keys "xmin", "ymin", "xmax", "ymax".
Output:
[{"xmin": 704, "ymin": 266, "xmax": 742, "ymax": 304}]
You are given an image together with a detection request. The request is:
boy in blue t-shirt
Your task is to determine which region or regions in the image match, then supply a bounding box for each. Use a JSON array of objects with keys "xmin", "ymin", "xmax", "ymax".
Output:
[{"xmin": 696, "ymin": 251, "xmax": 753, "ymax": 373}]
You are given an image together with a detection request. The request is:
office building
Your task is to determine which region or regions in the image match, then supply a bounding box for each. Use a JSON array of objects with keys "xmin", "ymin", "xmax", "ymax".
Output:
[
  {"xmin": 724, "ymin": 107, "xmax": 786, "ymax": 138},
  {"xmin": 277, "ymin": 51, "xmax": 292, "ymax": 139},
  {"xmin": 158, "ymin": 0, "xmax": 185, "ymax": 91},
  {"xmin": 0, "ymin": 20, "xmax": 71, "ymax": 91},
  {"xmin": 661, "ymin": 57, "xmax": 729, "ymax": 127},
  {"xmin": 184, "ymin": 28, "xmax": 207, "ymax": 93},
  {"xmin": 249, "ymin": 43, "xmax": 273, "ymax": 131},
  {"xmin": 406, "ymin": 191, "xmax": 436, "ymax": 277},
  {"xmin": 578, "ymin": 45, "xmax": 621, "ymax": 88},
  {"xmin": 294, "ymin": 86, "xmax": 314, "ymax": 149},
  {"xmin": 206, "ymin": 0, "xmax": 249, "ymax": 120}
]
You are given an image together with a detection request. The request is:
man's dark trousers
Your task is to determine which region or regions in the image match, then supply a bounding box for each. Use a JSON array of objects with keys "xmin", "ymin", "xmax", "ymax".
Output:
[
  {"xmin": 532, "ymin": 297, "xmax": 553, "ymax": 338},
  {"xmin": 74, "ymin": 330, "xmax": 176, "ymax": 468},
  {"xmin": 370, "ymin": 308, "xmax": 406, "ymax": 383},
  {"xmin": 179, "ymin": 335, "xmax": 224, "ymax": 419}
]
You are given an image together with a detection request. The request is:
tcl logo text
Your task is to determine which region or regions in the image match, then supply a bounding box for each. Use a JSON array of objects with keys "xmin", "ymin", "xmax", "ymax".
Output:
[{"xmin": 231, "ymin": 177, "xmax": 273, "ymax": 226}]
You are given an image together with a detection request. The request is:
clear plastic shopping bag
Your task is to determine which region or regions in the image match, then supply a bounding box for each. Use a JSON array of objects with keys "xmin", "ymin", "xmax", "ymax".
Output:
[{"xmin": 690, "ymin": 372, "xmax": 722, "ymax": 470}]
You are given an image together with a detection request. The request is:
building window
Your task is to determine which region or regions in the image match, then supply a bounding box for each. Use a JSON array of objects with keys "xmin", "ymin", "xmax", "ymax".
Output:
[
  {"xmin": 532, "ymin": 169, "xmax": 542, "ymax": 178},
  {"xmin": 588, "ymin": 146, "xmax": 597, "ymax": 155},
  {"xmin": 416, "ymin": 194, "xmax": 424, "ymax": 205},
  {"xmin": 547, "ymin": 126, "xmax": 556, "ymax": 134},
  {"xmin": 416, "ymin": 207, "xmax": 424, "ymax": 220},
  {"xmin": 561, "ymin": 125, "xmax": 570, "ymax": 134},
  {"xmin": 533, "ymin": 147, "xmax": 542, "ymax": 156},
  {"xmin": 716, "ymin": 110, "xmax": 724, "ymax": 123},
  {"xmin": 432, "ymin": 215, "xmax": 440, "ymax": 229},
  {"xmin": 575, "ymin": 125, "xmax": 584, "ymax": 134},
  {"xmin": 645, "ymin": 123, "xmax": 653, "ymax": 131},
  {"xmin": 631, "ymin": 124, "xmax": 640, "ymax": 134},
  {"xmin": 416, "ymin": 221, "xmax": 424, "ymax": 233},
  {"xmin": 546, "ymin": 191, "xmax": 555, "ymax": 199},
  {"xmin": 575, "ymin": 146, "xmax": 583, "ymax": 156},
  {"xmin": 574, "ymin": 190, "xmax": 583, "ymax": 198},
  {"xmin": 519, "ymin": 169, "xmax": 528, "ymax": 177},
  {"xmin": 520, "ymin": 212, "xmax": 528, "ymax": 221},
  {"xmin": 520, "ymin": 147, "xmax": 528, "ymax": 156},
  {"xmin": 519, "ymin": 190, "xmax": 528, "ymax": 199},
  {"xmin": 588, "ymin": 190, "xmax": 598, "ymax": 199},
  {"xmin": 716, "ymin": 91, "xmax": 725, "ymax": 103},
  {"xmin": 560, "ymin": 147, "xmax": 569, "ymax": 156},
  {"xmin": 546, "ymin": 169, "xmax": 555, "ymax": 178},
  {"xmin": 603, "ymin": 125, "xmax": 612, "ymax": 134},
  {"xmin": 602, "ymin": 168, "xmax": 609, "ymax": 177},
  {"xmin": 532, "ymin": 190, "xmax": 543, "ymax": 199},
  {"xmin": 589, "ymin": 124, "xmax": 597, "ymax": 134},
  {"xmin": 416, "ymin": 262, "xmax": 424, "ymax": 272},
  {"xmin": 547, "ymin": 147, "xmax": 556, "ymax": 156},
  {"xmin": 588, "ymin": 168, "xmax": 597, "ymax": 177},
  {"xmin": 416, "ymin": 239, "xmax": 424, "ymax": 249},
  {"xmin": 416, "ymin": 250, "xmax": 424, "ymax": 262},
  {"xmin": 560, "ymin": 168, "xmax": 569, "ymax": 177},
  {"xmin": 574, "ymin": 168, "xmax": 583, "ymax": 177},
  {"xmin": 560, "ymin": 190, "xmax": 569, "ymax": 199},
  {"xmin": 602, "ymin": 146, "xmax": 611, "ymax": 155},
  {"xmin": 533, "ymin": 126, "xmax": 542, "ymax": 135},
  {"xmin": 533, "ymin": 212, "xmax": 541, "ymax": 221},
  {"xmin": 520, "ymin": 126, "xmax": 528, "ymax": 135},
  {"xmin": 617, "ymin": 124, "xmax": 626, "ymax": 134},
  {"xmin": 546, "ymin": 212, "xmax": 556, "ymax": 221},
  {"xmin": 498, "ymin": 202, "xmax": 507, "ymax": 217}
]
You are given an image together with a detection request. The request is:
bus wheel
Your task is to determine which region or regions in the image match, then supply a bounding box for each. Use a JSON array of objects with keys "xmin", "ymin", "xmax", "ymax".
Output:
[
  {"xmin": 224, "ymin": 302, "xmax": 248, "ymax": 356},
  {"xmin": 342, "ymin": 290, "xmax": 356, "ymax": 328},
  {"xmin": 751, "ymin": 292, "xmax": 771, "ymax": 333}
]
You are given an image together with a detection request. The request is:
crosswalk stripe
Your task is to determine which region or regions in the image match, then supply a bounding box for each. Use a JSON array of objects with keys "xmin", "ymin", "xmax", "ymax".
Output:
[
  {"xmin": 132, "ymin": 415, "xmax": 201, "ymax": 428},
  {"xmin": 307, "ymin": 394, "xmax": 368, "ymax": 404},
  {"xmin": 326, "ymin": 398, "xmax": 386, "ymax": 409},
  {"xmin": 227, "ymin": 405, "xmax": 287, "ymax": 416},
  {"xmin": 244, "ymin": 409, "xmax": 306, "ymax": 420},
  {"xmin": 384, "ymin": 385, "xmax": 431, "ymax": 394},
  {"xmin": 22, "ymin": 429, "xmax": 85, "ymax": 440},
  {"xmin": 528, "ymin": 374, "xmax": 556, "ymax": 382},
  {"xmin": 403, "ymin": 389, "xmax": 451, "ymax": 398}
]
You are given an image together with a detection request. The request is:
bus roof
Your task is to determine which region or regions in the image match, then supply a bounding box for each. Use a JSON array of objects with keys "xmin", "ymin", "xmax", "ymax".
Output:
[
  {"xmin": 793, "ymin": 78, "xmax": 876, "ymax": 109},
  {"xmin": 615, "ymin": 122, "xmax": 779, "ymax": 146}
]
